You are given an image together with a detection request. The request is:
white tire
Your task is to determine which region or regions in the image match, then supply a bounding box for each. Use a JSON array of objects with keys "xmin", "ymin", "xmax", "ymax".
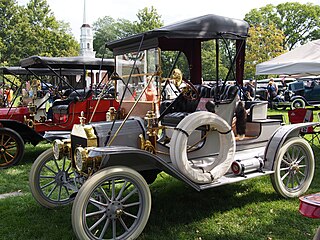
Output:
[
  {"xmin": 270, "ymin": 137, "xmax": 314, "ymax": 198},
  {"xmin": 170, "ymin": 111, "xmax": 235, "ymax": 184},
  {"xmin": 291, "ymin": 98, "xmax": 306, "ymax": 110},
  {"xmin": 72, "ymin": 166, "xmax": 151, "ymax": 240},
  {"xmin": 29, "ymin": 148, "xmax": 78, "ymax": 208}
]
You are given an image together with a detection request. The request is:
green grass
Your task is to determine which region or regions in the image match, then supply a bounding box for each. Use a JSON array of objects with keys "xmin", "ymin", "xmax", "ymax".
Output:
[{"xmin": 1, "ymin": 111, "xmax": 320, "ymax": 240}]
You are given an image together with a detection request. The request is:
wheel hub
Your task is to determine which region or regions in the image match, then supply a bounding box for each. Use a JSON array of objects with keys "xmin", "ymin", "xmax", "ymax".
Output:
[
  {"xmin": 107, "ymin": 201, "xmax": 123, "ymax": 219},
  {"xmin": 55, "ymin": 171, "xmax": 67, "ymax": 185},
  {"xmin": 290, "ymin": 164, "xmax": 300, "ymax": 174},
  {"xmin": 0, "ymin": 146, "xmax": 6, "ymax": 154}
]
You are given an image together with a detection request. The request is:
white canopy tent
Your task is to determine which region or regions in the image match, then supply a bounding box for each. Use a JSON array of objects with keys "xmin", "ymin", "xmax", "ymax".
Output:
[{"xmin": 255, "ymin": 39, "xmax": 320, "ymax": 76}]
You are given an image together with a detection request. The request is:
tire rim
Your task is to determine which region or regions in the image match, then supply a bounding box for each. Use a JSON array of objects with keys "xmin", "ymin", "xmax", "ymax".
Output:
[
  {"xmin": 279, "ymin": 144, "xmax": 310, "ymax": 192},
  {"xmin": 0, "ymin": 133, "xmax": 18, "ymax": 167},
  {"xmin": 38, "ymin": 156, "xmax": 78, "ymax": 204},
  {"xmin": 83, "ymin": 176, "xmax": 145, "ymax": 239}
]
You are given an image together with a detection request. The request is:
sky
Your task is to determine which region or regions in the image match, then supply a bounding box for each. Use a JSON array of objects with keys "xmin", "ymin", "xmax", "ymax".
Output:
[{"xmin": 17, "ymin": 0, "xmax": 320, "ymax": 42}]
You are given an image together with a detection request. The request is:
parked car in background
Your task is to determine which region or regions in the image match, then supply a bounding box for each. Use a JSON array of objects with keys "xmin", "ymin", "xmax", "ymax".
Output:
[
  {"xmin": 0, "ymin": 56, "xmax": 116, "ymax": 169},
  {"xmin": 274, "ymin": 76, "xmax": 320, "ymax": 109},
  {"xmin": 254, "ymin": 77, "xmax": 295, "ymax": 101}
]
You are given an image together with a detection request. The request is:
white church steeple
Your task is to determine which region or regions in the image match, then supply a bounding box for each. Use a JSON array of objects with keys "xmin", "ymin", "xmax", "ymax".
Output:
[{"xmin": 80, "ymin": 0, "xmax": 95, "ymax": 58}]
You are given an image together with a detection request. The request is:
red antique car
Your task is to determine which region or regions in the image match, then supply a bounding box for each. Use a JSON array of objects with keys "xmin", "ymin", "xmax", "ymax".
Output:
[{"xmin": 0, "ymin": 56, "xmax": 118, "ymax": 168}]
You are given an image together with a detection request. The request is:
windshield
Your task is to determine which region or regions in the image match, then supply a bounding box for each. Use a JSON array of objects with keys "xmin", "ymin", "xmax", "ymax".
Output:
[{"xmin": 115, "ymin": 48, "xmax": 160, "ymax": 101}]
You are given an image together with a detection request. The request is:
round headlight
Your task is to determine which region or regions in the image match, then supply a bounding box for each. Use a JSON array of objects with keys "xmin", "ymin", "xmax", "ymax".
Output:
[
  {"xmin": 53, "ymin": 139, "xmax": 64, "ymax": 160},
  {"xmin": 74, "ymin": 147, "xmax": 87, "ymax": 172}
]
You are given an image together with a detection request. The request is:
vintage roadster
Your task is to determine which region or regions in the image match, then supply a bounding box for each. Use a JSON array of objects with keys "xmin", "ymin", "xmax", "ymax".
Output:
[{"xmin": 29, "ymin": 14, "xmax": 318, "ymax": 240}]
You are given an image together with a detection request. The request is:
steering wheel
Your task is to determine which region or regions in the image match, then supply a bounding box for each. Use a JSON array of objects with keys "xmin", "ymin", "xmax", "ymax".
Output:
[{"xmin": 180, "ymin": 79, "xmax": 199, "ymax": 101}]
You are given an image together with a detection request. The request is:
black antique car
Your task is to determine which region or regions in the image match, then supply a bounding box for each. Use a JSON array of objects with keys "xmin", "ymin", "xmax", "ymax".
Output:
[{"xmin": 272, "ymin": 76, "xmax": 320, "ymax": 109}]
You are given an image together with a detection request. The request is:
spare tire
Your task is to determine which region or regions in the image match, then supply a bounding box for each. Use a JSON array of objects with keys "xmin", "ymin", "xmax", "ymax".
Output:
[{"xmin": 170, "ymin": 111, "xmax": 235, "ymax": 183}]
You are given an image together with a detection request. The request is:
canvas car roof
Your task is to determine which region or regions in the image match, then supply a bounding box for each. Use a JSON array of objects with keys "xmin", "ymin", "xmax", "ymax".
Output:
[
  {"xmin": 106, "ymin": 14, "xmax": 249, "ymax": 55},
  {"xmin": 20, "ymin": 56, "xmax": 115, "ymax": 71},
  {"xmin": 0, "ymin": 66, "xmax": 83, "ymax": 76}
]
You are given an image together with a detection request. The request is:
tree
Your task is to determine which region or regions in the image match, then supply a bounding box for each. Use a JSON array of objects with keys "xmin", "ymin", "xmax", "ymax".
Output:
[
  {"xmin": 133, "ymin": 6, "xmax": 163, "ymax": 33},
  {"xmin": 93, "ymin": 16, "xmax": 136, "ymax": 58},
  {"xmin": 23, "ymin": 0, "xmax": 79, "ymax": 58},
  {"xmin": 0, "ymin": 0, "xmax": 79, "ymax": 66},
  {"xmin": 201, "ymin": 41, "xmax": 229, "ymax": 81},
  {"xmin": 0, "ymin": 0, "xmax": 26, "ymax": 65},
  {"xmin": 244, "ymin": 24, "xmax": 285, "ymax": 79},
  {"xmin": 93, "ymin": 6, "xmax": 163, "ymax": 58},
  {"xmin": 245, "ymin": 2, "xmax": 320, "ymax": 50}
]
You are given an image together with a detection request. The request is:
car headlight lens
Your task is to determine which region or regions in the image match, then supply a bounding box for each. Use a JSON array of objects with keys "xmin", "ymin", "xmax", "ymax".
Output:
[
  {"xmin": 53, "ymin": 139, "xmax": 64, "ymax": 160},
  {"xmin": 74, "ymin": 147, "xmax": 87, "ymax": 172}
]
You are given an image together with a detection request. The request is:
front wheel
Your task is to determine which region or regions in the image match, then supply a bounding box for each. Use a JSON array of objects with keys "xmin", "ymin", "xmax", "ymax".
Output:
[
  {"xmin": 0, "ymin": 128, "xmax": 24, "ymax": 169},
  {"xmin": 291, "ymin": 98, "xmax": 306, "ymax": 110},
  {"xmin": 29, "ymin": 148, "xmax": 80, "ymax": 208},
  {"xmin": 72, "ymin": 166, "xmax": 151, "ymax": 240},
  {"xmin": 270, "ymin": 137, "xmax": 314, "ymax": 198}
]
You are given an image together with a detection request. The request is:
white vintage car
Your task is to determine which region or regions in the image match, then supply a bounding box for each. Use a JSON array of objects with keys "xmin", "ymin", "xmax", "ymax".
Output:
[{"xmin": 29, "ymin": 14, "xmax": 318, "ymax": 240}]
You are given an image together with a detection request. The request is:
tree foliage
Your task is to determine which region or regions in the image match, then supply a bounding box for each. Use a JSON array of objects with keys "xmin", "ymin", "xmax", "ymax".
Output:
[
  {"xmin": 93, "ymin": 16, "xmax": 136, "ymax": 58},
  {"xmin": 244, "ymin": 2, "xmax": 320, "ymax": 50},
  {"xmin": 93, "ymin": 6, "xmax": 163, "ymax": 57},
  {"xmin": 133, "ymin": 6, "xmax": 163, "ymax": 33},
  {"xmin": 0, "ymin": 0, "xmax": 79, "ymax": 66},
  {"xmin": 244, "ymin": 24, "xmax": 285, "ymax": 79}
]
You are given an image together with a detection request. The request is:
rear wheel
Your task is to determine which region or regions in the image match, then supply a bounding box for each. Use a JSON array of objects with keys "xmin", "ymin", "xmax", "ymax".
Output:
[
  {"xmin": 72, "ymin": 166, "xmax": 151, "ymax": 240},
  {"xmin": 270, "ymin": 137, "xmax": 314, "ymax": 198},
  {"xmin": 291, "ymin": 98, "xmax": 306, "ymax": 110},
  {"xmin": 0, "ymin": 128, "xmax": 24, "ymax": 169}
]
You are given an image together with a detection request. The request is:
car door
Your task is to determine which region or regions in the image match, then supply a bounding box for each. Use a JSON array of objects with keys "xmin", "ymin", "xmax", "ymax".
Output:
[{"xmin": 304, "ymin": 80, "xmax": 320, "ymax": 103}]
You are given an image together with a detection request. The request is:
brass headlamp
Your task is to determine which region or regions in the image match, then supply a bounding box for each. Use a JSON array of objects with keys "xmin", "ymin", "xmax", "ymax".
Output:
[
  {"xmin": 74, "ymin": 146, "xmax": 102, "ymax": 172},
  {"xmin": 52, "ymin": 139, "xmax": 71, "ymax": 160}
]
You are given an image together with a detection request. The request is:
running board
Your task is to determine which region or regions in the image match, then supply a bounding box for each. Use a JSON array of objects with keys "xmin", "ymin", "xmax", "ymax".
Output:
[{"xmin": 199, "ymin": 170, "xmax": 274, "ymax": 190}]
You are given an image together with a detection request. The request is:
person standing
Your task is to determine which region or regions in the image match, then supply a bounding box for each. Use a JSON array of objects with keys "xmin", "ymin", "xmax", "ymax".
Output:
[{"xmin": 267, "ymin": 78, "xmax": 278, "ymax": 101}]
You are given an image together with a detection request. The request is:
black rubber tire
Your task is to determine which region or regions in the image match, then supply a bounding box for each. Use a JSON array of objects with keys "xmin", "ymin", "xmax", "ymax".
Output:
[{"xmin": 0, "ymin": 128, "xmax": 24, "ymax": 169}]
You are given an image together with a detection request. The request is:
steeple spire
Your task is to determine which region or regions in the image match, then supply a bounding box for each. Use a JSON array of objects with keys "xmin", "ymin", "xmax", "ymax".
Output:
[
  {"xmin": 83, "ymin": 0, "xmax": 87, "ymax": 24},
  {"xmin": 79, "ymin": 0, "xmax": 95, "ymax": 57}
]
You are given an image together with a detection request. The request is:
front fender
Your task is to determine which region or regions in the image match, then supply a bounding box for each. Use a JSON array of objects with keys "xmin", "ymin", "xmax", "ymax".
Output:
[
  {"xmin": 0, "ymin": 119, "xmax": 43, "ymax": 145},
  {"xmin": 264, "ymin": 122, "xmax": 318, "ymax": 170},
  {"xmin": 88, "ymin": 146, "xmax": 201, "ymax": 191}
]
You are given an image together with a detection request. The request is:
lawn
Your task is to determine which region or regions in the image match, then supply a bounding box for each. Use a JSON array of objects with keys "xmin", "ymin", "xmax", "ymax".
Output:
[{"xmin": 1, "ymin": 111, "xmax": 320, "ymax": 240}]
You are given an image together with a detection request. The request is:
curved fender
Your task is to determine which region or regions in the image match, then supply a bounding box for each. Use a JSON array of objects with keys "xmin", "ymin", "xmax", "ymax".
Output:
[
  {"xmin": 88, "ymin": 146, "xmax": 201, "ymax": 191},
  {"xmin": 290, "ymin": 95, "xmax": 308, "ymax": 103},
  {"xmin": 264, "ymin": 122, "xmax": 318, "ymax": 170},
  {"xmin": 0, "ymin": 119, "xmax": 43, "ymax": 145}
]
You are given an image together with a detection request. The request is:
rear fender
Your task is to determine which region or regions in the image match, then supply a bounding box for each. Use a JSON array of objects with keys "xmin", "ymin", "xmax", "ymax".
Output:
[
  {"xmin": 264, "ymin": 122, "xmax": 318, "ymax": 170},
  {"xmin": 290, "ymin": 95, "xmax": 308, "ymax": 103},
  {"xmin": 88, "ymin": 146, "xmax": 201, "ymax": 191}
]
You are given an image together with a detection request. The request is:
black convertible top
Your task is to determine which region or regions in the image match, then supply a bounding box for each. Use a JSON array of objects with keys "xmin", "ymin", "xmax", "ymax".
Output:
[
  {"xmin": 20, "ymin": 56, "xmax": 114, "ymax": 71},
  {"xmin": 0, "ymin": 66, "xmax": 83, "ymax": 76},
  {"xmin": 107, "ymin": 14, "xmax": 249, "ymax": 55}
]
